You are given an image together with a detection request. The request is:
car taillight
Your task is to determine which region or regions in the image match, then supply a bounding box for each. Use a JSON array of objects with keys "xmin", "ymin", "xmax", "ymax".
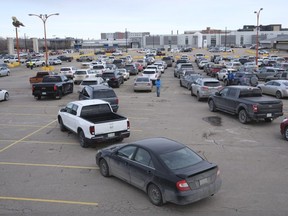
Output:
[
  {"xmin": 53, "ymin": 85, "xmax": 57, "ymax": 91},
  {"xmin": 127, "ymin": 121, "xmax": 130, "ymax": 129},
  {"xmin": 176, "ymin": 180, "xmax": 190, "ymax": 191},
  {"xmin": 201, "ymin": 86, "xmax": 209, "ymax": 91},
  {"xmin": 116, "ymin": 98, "xmax": 119, "ymax": 104},
  {"xmin": 252, "ymin": 104, "xmax": 258, "ymax": 112},
  {"xmin": 89, "ymin": 126, "xmax": 95, "ymax": 135}
]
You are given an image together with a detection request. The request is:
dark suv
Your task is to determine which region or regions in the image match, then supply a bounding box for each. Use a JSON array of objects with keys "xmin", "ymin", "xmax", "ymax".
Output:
[
  {"xmin": 162, "ymin": 56, "xmax": 173, "ymax": 67},
  {"xmin": 224, "ymin": 72, "xmax": 258, "ymax": 87},
  {"xmin": 125, "ymin": 64, "xmax": 138, "ymax": 75},
  {"xmin": 78, "ymin": 85, "xmax": 119, "ymax": 112},
  {"xmin": 101, "ymin": 70, "xmax": 124, "ymax": 88},
  {"xmin": 112, "ymin": 59, "xmax": 125, "ymax": 68}
]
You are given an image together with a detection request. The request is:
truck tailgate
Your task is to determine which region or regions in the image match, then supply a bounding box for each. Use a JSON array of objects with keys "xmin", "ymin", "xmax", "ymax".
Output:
[{"xmin": 94, "ymin": 119, "xmax": 128, "ymax": 135}]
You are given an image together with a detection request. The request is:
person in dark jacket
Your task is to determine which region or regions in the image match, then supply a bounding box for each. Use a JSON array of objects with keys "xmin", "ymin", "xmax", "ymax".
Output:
[{"xmin": 227, "ymin": 71, "xmax": 234, "ymax": 85}]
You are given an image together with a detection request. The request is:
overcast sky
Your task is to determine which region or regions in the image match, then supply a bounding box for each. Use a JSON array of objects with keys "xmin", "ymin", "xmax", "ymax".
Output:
[{"xmin": 1, "ymin": 0, "xmax": 287, "ymax": 40}]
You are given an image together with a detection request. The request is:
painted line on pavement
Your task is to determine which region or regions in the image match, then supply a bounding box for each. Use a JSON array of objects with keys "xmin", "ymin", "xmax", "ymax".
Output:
[
  {"xmin": 0, "ymin": 196, "xmax": 98, "ymax": 206},
  {"xmin": 0, "ymin": 119, "xmax": 57, "ymax": 153},
  {"xmin": 0, "ymin": 162, "xmax": 98, "ymax": 170},
  {"xmin": 0, "ymin": 113, "xmax": 55, "ymax": 117}
]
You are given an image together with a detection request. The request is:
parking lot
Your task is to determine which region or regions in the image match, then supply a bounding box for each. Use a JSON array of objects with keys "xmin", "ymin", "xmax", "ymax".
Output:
[{"xmin": 1, "ymin": 49, "xmax": 288, "ymax": 216}]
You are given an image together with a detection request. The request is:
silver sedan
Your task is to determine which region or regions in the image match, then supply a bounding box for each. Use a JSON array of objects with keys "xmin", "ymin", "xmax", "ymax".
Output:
[
  {"xmin": 0, "ymin": 67, "xmax": 10, "ymax": 76},
  {"xmin": 257, "ymin": 80, "xmax": 288, "ymax": 99},
  {"xmin": 133, "ymin": 76, "xmax": 153, "ymax": 92}
]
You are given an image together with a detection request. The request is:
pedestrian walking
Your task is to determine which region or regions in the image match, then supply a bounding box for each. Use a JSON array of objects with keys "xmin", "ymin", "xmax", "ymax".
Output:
[
  {"xmin": 155, "ymin": 77, "xmax": 161, "ymax": 97},
  {"xmin": 29, "ymin": 61, "xmax": 33, "ymax": 70}
]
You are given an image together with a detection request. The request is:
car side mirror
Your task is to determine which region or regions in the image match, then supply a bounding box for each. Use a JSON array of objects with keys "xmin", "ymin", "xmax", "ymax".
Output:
[
  {"xmin": 60, "ymin": 108, "xmax": 67, "ymax": 112},
  {"xmin": 215, "ymin": 92, "xmax": 221, "ymax": 96}
]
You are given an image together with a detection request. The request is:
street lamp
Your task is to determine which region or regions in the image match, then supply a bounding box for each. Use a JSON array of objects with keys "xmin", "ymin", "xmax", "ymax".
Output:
[
  {"xmin": 254, "ymin": 8, "xmax": 263, "ymax": 67},
  {"xmin": 12, "ymin": 16, "xmax": 24, "ymax": 64},
  {"xmin": 28, "ymin": 13, "xmax": 59, "ymax": 66}
]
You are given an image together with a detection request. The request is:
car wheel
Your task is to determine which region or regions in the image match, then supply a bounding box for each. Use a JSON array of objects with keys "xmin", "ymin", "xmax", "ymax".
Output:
[
  {"xmin": 7, "ymin": 72, "xmax": 10, "ymax": 76},
  {"xmin": 2, "ymin": 92, "xmax": 9, "ymax": 101},
  {"xmin": 37, "ymin": 95, "xmax": 41, "ymax": 100},
  {"xmin": 284, "ymin": 126, "xmax": 288, "ymax": 141},
  {"xmin": 250, "ymin": 77, "xmax": 258, "ymax": 86},
  {"xmin": 147, "ymin": 184, "xmax": 163, "ymax": 206},
  {"xmin": 58, "ymin": 117, "xmax": 67, "ymax": 131},
  {"xmin": 99, "ymin": 159, "xmax": 110, "ymax": 177},
  {"xmin": 196, "ymin": 92, "xmax": 201, "ymax": 101},
  {"xmin": 264, "ymin": 118, "xmax": 272, "ymax": 122},
  {"xmin": 208, "ymin": 100, "xmax": 216, "ymax": 112},
  {"xmin": 180, "ymin": 80, "xmax": 183, "ymax": 87},
  {"xmin": 191, "ymin": 88, "xmax": 194, "ymax": 96},
  {"xmin": 238, "ymin": 109, "xmax": 248, "ymax": 124},
  {"xmin": 56, "ymin": 91, "xmax": 62, "ymax": 100},
  {"xmin": 275, "ymin": 91, "xmax": 282, "ymax": 99},
  {"xmin": 79, "ymin": 130, "xmax": 89, "ymax": 148}
]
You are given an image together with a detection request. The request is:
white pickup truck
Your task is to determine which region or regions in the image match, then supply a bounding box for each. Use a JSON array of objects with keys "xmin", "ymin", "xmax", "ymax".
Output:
[{"xmin": 57, "ymin": 99, "xmax": 130, "ymax": 148}]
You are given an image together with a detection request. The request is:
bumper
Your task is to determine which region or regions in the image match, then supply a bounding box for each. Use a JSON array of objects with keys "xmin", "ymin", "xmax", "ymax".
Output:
[
  {"xmin": 249, "ymin": 112, "xmax": 283, "ymax": 121},
  {"xmin": 32, "ymin": 90, "xmax": 59, "ymax": 98},
  {"xmin": 164, "ymin": 177, "xmax": 222, "ymax": 205},
  {"xmin": 91, "ymin": 130, "xmax": 130, "ymax": 142}
]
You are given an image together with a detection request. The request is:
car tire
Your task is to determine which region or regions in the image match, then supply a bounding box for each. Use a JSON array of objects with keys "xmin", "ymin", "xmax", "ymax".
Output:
[
  {"xmin": 58, "ymin": 117, "xmax": 67, "ymax": 132},
  {"xmin": 4, "ymin": 92, "xmax": 9, "ymax": 101},
  {"xmin": 191, "ymin": 88, "xmax": 194, "ymax": 96},
  {"xmin": 284, "ymin": 126, "xmax": 288, "ymax": 141},
  {"xmin": 275, "ymin": 91, "xmax": 282, "ymax": 99},
  {"xmin": 79, "ymin": 130, "xmax": 89, "ymax": 148},
  {"xmin": 147, "ymin": 184, "xmax": 163, "ymax": 206},
  {"xmin": 238, "ymin": 109, "xmax": 248, "ymax": 124},
  {"xmin": 196, "ymin": 92, "xmax": 201, "ymax": 101},
  {"xmin": 180, "ymin": 80, "xmax": 183, "ymax": 87},
  {"xmin": 264, "ymin": 118, "xmax": 272, "ymax": 123},
  {"xmin": 250, "ymin": 77, "xmax": 258, "ymax": 86},
  {"xmin": 37, "ymin": 95, "xmax": 41, "ymax": 100},
  {"xmin": 208, "ymin": 100, "xmax": 216, "ymax": 112},
  {"xmin": 7, "ymin": 72, "xmax": 10, "ymax": 76},
  {"xmin": 56, "ymin": 91, "xmax": 62, "ymax": 100},
  {"xmin": 99, "ymin": 159, "xmax": 110, "ymax": 177}
]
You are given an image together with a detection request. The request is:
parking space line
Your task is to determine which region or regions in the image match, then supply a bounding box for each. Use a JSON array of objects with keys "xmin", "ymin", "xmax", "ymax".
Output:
[
  {"xmin": 0, "ymin": 196, "xmax": 98, "ymax": 206},
  {"xmin": 0, "ymin": 162, "xmax": 98, "ymax": 170},
  {"xmin": 0, "ymin": 113, "xmax": 55, "ymax": 117},
  {"xmin": 0, "ymin": 119, "xmax": 57, "ymax": 153},
  {"xmin": 0, "ymin": 124, "xmax": 55, "ymax": 128}
]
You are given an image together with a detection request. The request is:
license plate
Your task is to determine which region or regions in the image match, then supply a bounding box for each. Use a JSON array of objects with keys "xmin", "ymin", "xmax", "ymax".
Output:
[
  {"xmin": 107, "ymin": 133, "xmax": 115, "ymax": 138},
  {"xmin": 42, "ymin": 92, "xmax": 46, "ymax": 95},
  {"xmin": 199, "ymin": 178, "xmax": 209, "ymax": 186},
  {"xmin": 267, "ymin": 113, "xmax": 272, "ymax": 117}
]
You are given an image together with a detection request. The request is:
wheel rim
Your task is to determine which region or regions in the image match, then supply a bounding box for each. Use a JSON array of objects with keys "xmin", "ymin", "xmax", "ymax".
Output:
[
  {"xmin": 209, "ymin": 100, "xmax": 214, "ymax": 111},
  {"xmin": 100, "ymin": 160, "xmax": 108, "ymax": 176},
  {"xmin": 276, "ymin": 91, "xmax": 281, "ymax": 99},
  {"xmin": 79, "ymin": 131, "xmax": 85, "ymax": 146},
  {"xmin": 4, "ymin": 93, "xmax": 9, "ymax": 101},
  {"xmin": 148, "ymin": 185, "xmax": 161, "ymax": 204},
  {"xmin": 239, "ymin": 110, "xmax": 247, "ymax": 123}
]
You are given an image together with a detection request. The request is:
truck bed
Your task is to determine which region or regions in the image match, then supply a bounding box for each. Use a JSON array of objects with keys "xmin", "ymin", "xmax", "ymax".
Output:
[{"xmin": 81, "ymin": 113, "xmax": 126, "ymax": 124}]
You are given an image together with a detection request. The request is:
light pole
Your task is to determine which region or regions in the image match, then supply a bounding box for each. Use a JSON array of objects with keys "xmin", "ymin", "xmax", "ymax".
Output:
[
  {"xmin": 12, "ymin": 16, "xmax": 24, "ymax": 64},
  {"xmin": 28, "ymin": 13, "xmax": 59, "ymax": 66},
  {"xmin": 125, "ymin": 28, "xmax": 128, "ymax": 52},
  {"xmin": 254, "ymin": 8, "xmax": 263, "ymax": 67}
]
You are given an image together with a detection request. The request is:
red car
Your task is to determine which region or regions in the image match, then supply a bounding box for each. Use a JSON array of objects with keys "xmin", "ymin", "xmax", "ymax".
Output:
[
  {"xmin": 280, "ymin": 118, "xmax": 288, "ymax": 140},
  {"xmin": 134, "ymin": 62, "xmax": 143, "ymax": 72}
]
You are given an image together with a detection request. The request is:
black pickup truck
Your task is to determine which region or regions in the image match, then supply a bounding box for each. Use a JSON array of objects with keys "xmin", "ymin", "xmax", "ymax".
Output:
[
  {"xmin": 32, "ymin": 75, "xmax": 74, "ymax": 100},
  {"xmin": 208, "ymin": 86, "xmax": 283, "ymax": 124}
]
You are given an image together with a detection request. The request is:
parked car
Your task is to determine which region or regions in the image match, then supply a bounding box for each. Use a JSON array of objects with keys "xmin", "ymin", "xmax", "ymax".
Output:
[
  {"xmin": 0, "ymin": 89, "xmax": 9, "ymax": 101},
  {"xmin": 102, "ymin": 70, "xmax": 124, "ymax": 88},
  {"xmin": 125, "ymin": 64, "xmax": 138, "ymax": 75},
  {"xmin": 136, "ymin": 59, "xmax": 147, "ymax": 69},
  {"xmin": 0, "ymin": 67, "xmax": 10, "ymax": 77},
  {"xmin": 142, "ymin": 68, "xmax": 160, "ymax": 85},
  {"xmin": 180, "ymin": 74, "xmax": 203, "ymax": 90},
  {"xmin": 161, "ymin": 56, "xmax": 173, "ymax": 67},
  {"xmin": 280, "ymin": 118, "xmax": 288, "ymax": 140},
  {"xmin": 73, "ymin": 69, "xmax": 97, "ymax": 84},
  {"xmin": 95, "ymin": 137, "xmax": 222, "ymax": 206},
  {"xmin": 208, "ymin": 86, "xmax": 283, "ymax": 124},
  {"xmin": 174, "ymin": 63, "xmax": 194, "ymax": 78},
  {"xmin": 59, "ymin": 66, "xmax": 77, "ymax": 79},
  {"xmin": 133, "ymin": 76, "xmax": 153, "ymax": 92},
  {"xmin": 48, "ymin": 58, "xmax": 62, "ymax": 65},
  {"xmin": 255, "ymin": 67, "xmax": 284, "ymax": 81},
  {"xmin": 78, "ymin": 85, "xmax": 119, "ymax": 112},
  {"xmin": 76, "ymin": 56, "xmax": 93, "ymax": 62},
  {"xmin": 57, "ymin": 55, "xmax": 73, "ymax": 62},
  {"xmin": 257, "ymin": 80, "xmax": 288, "ymax": 99},
  {"xmin": 79, "ymin": 77, "xmax": 108, "ymax": 91},
  {"xmin": 191, "ymin": 78, "xmax": 222, "ymax": 101},
  {"xmin": 216, "ymin": 68, "xmax": 237, "ymax": 81},
  {"xmin": 265, "ymin": 72, "xmax": 288, "ymax": 82},
  {"xmin": 117, "ymin": 68, "xmax": 130, "ymax": 81}
]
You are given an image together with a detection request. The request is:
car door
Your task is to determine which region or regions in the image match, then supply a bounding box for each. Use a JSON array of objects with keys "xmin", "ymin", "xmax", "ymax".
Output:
[
  {"xmin": 60, "ymin": 103, "xmax": 78, "ymax": 131},
  {"xmin": 213, "ymin": 87, "xmax": 229, "ymax": 110},
  {"xmin": 129, "ymin": 147, "xmax": 155, "ymax": 190},
  {"xmin": 109, "ymin": 145, "xmax": 137, "ymax": 183},
  {"xmin": 262, "ymin": 81, "xmax": 274, "ymax": 95}
]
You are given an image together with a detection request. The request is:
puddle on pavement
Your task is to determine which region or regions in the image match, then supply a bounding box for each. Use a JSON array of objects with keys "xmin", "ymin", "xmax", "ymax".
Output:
[{"xmin": 202, "ymin": 116, "xmax": 222, "ymax": 126}]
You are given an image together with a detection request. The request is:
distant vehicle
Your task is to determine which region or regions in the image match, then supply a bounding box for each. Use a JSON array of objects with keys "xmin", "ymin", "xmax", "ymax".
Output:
[
  {"xmin": 73, "ymin": 69, "xmax": 96, "ymax": 84},
  {"xmin": 0, "ymin": 67, "xmax": 10, "ymax": 77},
  {"xmin": 76, "ymin": 56, "xmax": 93, "ymax": 62},
  {"xmin": 101, "ymin": 70, "xmax": 124, "ymax": 88},
  {"xmin": 257, "ymin": 80, "xmax": 288, "ymax": 99},
  {"xmin": 208, "ymin": 86, "xmax": 283, "ymax": 124},
  {"xmin": 29, "ymin": 71, "xmax": 50, "ymax": 84},
  {"xmin": 142, "ymin": 68, "xmax": 160, "ymax": 85},
  {"xmin": 95, "ymin": 137, "xmax": 222, "ymax": 206},
  {"xmin": 59, "ymin": 66, "xmax": 77, "ymax": 79},
  {"xmin": 179, "ymin": 74, "xmax": 203, "ymax": 90},
  {"xmin": 133, "ymin": 76, "xmax": 153, "ymax": 92},
  {"xmin": 161, "ymin": 56, "xmax": 173, "ymax": 67},
  {"xmin": 0, "ymin": 89, "xmax": 9, "ymax": 101},
  {"xmin": 79, "ymin": 77, "xmax": 108, "ymax": 91},
  {"xmin": 57, "ymin": 55, "xmax": 73, "ymax": 62},
  {"xmin": 191, "ymin": 78, "xmax": 222, "ymax": 101},
  {"xmin": 117, "ymin": 68, "xmax": 130, "ymax": 81},
  {"xmin": 48, "ymin": 58, "xmax": 62, "ymax": 65}
]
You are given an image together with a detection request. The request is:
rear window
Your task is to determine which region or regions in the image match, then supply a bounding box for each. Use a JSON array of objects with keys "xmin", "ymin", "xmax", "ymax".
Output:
[
  {"xmin": 239, "ymin": 89, "xmax": 262, "ymax": 97},
  {"xmin": 162, "ymin": 57, "xmax": 171, "ymax": 60},
  {"xmin": 143, "ymin": 71, "xmax": 156, "ymax": 74},
  {"xmin": 75, "ymin": 70, "xmax": 87, "ymax": 75},
  {"xmin": 92, "ymin": 89, "xmax": 116, "ymax": 98},
  {"xmin": 136, "ymin": 77, "xmax": 150, "ymax": 82},
  {"xmin": 159, "ymin": 147, "xmax": 202, "ymax": 170},
  {"xmin": 204, "ymin": 81, "xmax": 221, "ymax": 87},
  {"xmin": 81, "ymin": 80, "xmax": 98, "ymax": 85},
  {"xmin": 43, "ymin": 76, "xmax": 61, "ymax": 82},
  {"xmin": 102, "ymin": 73, "xmax": 114, "ymax": 78},
  {"xmin": 60, "ymin": 68, "xmax": 71, "ymax": 72},
  {"xmin": 93, "ymin": 65, "xmax": 104, "ymax": 69},
  {"xmin": 80, "ymin": 104, "xmax": 111, "ymax": 117}
]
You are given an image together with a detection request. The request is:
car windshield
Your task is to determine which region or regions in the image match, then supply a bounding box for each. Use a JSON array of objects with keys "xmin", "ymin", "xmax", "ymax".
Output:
[
  {"xmin": 102, "ymin": 73, "xmax": 115, "ymax": 78},
  {"xmin": 81, "ymin": 80, "xmax": 98, "ymax": 85},
  {"xmin": 143, "ymin": 71, "xmax": 156, "ymax": 74},
  {"xmin": 159, "ymin": 147, "xmax": 202, "ymax": 170},
  {"xmin": 93, "ymin": 65, "xmax": 104, "ymax": 69},
  {"xmin": 61, "ymin": 68, "xmax": 71, "ymax": 71},
  {"xmin": 75, "ymin": 70, "xmax": 87, "ymax": 75},
  {"xmin": 136, "ymin": 77, "xmax": 149, "ymax": 82}
]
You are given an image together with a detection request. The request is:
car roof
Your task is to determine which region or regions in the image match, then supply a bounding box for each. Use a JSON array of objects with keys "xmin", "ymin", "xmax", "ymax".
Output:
[
  {"xmin": 132, "ymin": 137, "xmax": 185, "ymax": 154},
  {"xmin": 69, "ymin": 99, "xmax": 109, "ymax": 106}
]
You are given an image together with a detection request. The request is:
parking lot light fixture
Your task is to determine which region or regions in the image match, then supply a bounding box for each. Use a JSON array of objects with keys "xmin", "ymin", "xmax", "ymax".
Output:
[
  {"xmin": 28, "ymin": 13, "xmax": 59, "ymax": 67},
  {"xmin": 254, "ymin": 8, "xmax": 263, "ymax": 67}
]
